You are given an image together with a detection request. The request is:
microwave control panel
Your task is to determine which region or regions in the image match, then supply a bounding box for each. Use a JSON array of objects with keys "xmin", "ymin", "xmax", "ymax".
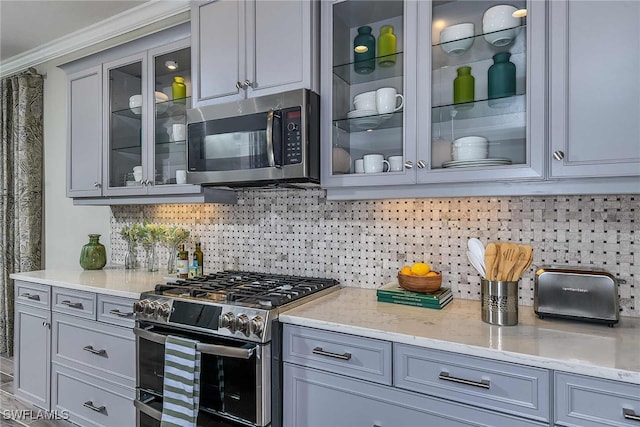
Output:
[{"xmin": 282, "ymin": 108, "xmax": 302, "ymax": 165}]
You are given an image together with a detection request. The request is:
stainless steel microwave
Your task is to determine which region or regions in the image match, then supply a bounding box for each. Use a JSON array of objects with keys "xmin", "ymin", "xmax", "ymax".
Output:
[{"xmin": 186, "ymin": 89, "xmax": 319, "ymax": 187}]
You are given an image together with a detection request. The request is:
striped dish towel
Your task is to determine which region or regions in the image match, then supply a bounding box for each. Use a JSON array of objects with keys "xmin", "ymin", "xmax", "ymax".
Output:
[{"xmin": 160, "ymin": 335, "xmax": 201, "ymax": 427}]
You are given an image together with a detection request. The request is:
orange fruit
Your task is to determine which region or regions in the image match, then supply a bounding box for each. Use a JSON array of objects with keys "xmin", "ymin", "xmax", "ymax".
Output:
[
  {"xmin": 425, "ymin": 271, "xmax": 438, "ymax": 277},
  {"xmin": 411, "ymin": 262, "xmax": 431, "ymax": 276},
  {"xmin": 400, "ymin": 266, "xmax": 412, "ymax": 276}
]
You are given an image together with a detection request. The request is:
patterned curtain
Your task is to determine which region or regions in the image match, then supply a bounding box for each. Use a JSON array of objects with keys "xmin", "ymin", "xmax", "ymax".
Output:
[{"xmin": 0, "ymin": 68, "xmax": 44, "ymax": 356}]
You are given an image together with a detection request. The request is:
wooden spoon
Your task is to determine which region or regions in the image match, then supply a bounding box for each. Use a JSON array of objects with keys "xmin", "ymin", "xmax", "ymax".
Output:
[
  {"xmin": 509, "ymin": 245, "xmax": 534, "ymax": 281},
  {"xmin": 498, "ymin": 243, "xmax": 519, "ymax": 281},
  {"xmin": 484, "ymin": 243, "xmax": 498, "ymax": 281}
]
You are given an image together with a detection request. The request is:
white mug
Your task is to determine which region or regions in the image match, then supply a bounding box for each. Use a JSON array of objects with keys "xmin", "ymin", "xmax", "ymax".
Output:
[
  {"xmin": 353, "ymin": 91, "xmax": 376, "ymax": 111},
  {"xmin": 354, "ymin": 159, "xmax": 364, "ymax": 174},
  {"xmin": 388, "ymin": 155, "xmax": 404, "ymax": 172},
  {"xmin": 363, "ymin": 154, "xmax": 390, "ymax": 173},
  {"xmin": 376, "ymin": 87, "xmax": 404, "ymax": 114},
  {"xmin": 132, "ymin": 165, "xmax": 143, "ymax": 182},
  {"xmin": 172, "ymin": 124, "xmax": 186, "ymax": 143},
  {"xmin": 176, "ymin": 170, "xmax": 187, "ymax": 185}
]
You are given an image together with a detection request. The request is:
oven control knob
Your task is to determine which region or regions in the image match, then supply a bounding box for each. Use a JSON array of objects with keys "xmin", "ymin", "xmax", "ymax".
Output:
[
  {"xmin": 250, "ymin": 316, "xmax": 264, "ymax": 336},
  {"xmin": 158, "ymin": 302, "xmax": 171, "ymax": 320},
  {"xmin": 219, "ymin": 312, "xmax": 236, "ymax": 332},
  {"xmin": 236, "ymin": 314, "xmax": 250, "ymax": 337},
  {"xmin": 144, "ymin": 301, "xmax": 159, "ymax": 317},
  {"xmin": 133, "ymin": 300, "xmax": 147, "ymax": 315}
]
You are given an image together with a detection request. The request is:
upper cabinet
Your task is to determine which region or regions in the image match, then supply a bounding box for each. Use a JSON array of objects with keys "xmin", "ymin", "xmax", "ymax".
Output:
[
  {"xmin": 548, "ymin": 0, "xmax": 640, "ymax": 179},
  {"xmin": 321, "ymin": 0, "xmax": 546, "ymax": 191},
  {"xmin": 191, "ymin": 0, "xmax": 319, "ymax": 107}
]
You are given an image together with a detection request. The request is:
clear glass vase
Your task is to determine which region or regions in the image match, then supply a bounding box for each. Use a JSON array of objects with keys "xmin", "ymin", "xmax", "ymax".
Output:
[
  {"xmin": 166, "ymin": 244, "xmax": 179, "ymax": 274},
  {"xmin": 124, "ymin": 240, "xmax": 137, "ymax": 269},
  {"xmin": 146, "ymin": 243, "xmax": 159, "ymax": 272}
]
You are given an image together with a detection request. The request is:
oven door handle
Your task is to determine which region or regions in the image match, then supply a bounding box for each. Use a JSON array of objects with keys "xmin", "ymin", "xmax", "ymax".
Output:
[
  {"xmin": 134, "ymin": 399, "xmax": 162, "ymax": 421},
  {"xmin": 266, "ymin": 110, "xmax": 276, "ymax": 168},
  {"xmin": 134, "ymin": 327, "xmax": 256, "ymax": 359}
]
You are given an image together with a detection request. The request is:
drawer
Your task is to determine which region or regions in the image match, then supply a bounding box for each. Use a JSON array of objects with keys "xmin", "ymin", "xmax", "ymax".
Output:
[
  {"xmin": 555, "ymin": 372, "xmax": 640, "ymax": 427},
  {"xmin": 52, "ymin": 313, "xmax": 135, "ymax": 388},
  {"xmin": 394, "ymin": 344, "xmax": 550, "ymax": 423},
  {"xmin": 52, "ymin": 287, "xmax": 96, "ymax": 319},
  {"xmin": 14, "ymin": 281, "xmax": 50, "ymax": 308},
  {"xmin": 283, "ymin": 324, "xmax": 392, "ymax": 385},
  {"xmin": 283, "ymin": 364, "xmax": 546, "ymax": 427},
  {"xmin": 51, "ymin": 362, "xmax": 135, "ymax": 427},
  {"xmin": 97, "ymin": 294, "xmax": 136, "ymax": 327}
]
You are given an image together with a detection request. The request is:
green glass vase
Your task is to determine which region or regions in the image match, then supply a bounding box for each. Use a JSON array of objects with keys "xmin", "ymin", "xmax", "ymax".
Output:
[
  {"xmin": 79, "ymin": 234, "xmax": 107, "ymax": 270},
  {"xmin": 378, "ymin": 25, "xmax": 397, "ymax": 67},
  {"xmin": 488, "ymin": 52, "xmax": 516, "ymax": 106},
  {"xmin": 172, "ymin": 76, "xmax": 186, "ymax": 104},
  {"xmin": 453, "ymin": 66, "xmax": 474, "ymax": 105},
  {"xmin": 354, "ymin": 26, "xmax": 375, "ymax": 74}
]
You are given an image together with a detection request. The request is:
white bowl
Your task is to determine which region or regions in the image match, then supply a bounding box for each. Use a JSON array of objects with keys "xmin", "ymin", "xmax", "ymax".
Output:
[
  {"xmin": 440, "ymin": 23, "xmax": 474, "ymax": 56},
  {"xmin": 155, "ymin": 91, "xmax": 169, "ymax": 114},
  {"xmin": 483, "ymin": 5, "xmax": 522, "ymax": 46},
  {"xmin": 128, "ymin": 92, "xmax": 170, "ymax": 115},
  {"xmin": 452, "ymin": 148, "xmax": 489, "ymax": 161},
  {"xmin": 453, "ymin": 136, "xmax": 488, "ymax": 147}
]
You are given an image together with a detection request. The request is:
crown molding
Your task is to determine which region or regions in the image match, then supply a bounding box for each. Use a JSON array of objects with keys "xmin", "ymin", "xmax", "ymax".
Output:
[{"xmin": 0, "ymin": 0, "xmax": 190, "ymax": 78}]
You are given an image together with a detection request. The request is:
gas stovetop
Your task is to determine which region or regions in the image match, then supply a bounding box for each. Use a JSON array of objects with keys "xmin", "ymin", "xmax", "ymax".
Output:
[{"xmin": 134, "ymin": 271, "xmax": 339, "ymax": 343}]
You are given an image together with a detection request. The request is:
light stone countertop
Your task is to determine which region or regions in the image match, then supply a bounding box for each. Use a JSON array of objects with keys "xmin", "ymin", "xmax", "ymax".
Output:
[
  {"xmin": 10, "ymin": 267, "xmax": 170, "ymax": 299},
  {"xmin": 279, "ymin": 287, "xmax": 640, "ymax": 385}
]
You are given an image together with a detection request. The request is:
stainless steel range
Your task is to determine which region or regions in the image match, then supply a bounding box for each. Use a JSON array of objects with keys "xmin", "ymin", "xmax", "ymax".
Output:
[{"xmin": 133, "ymin": 271, "xmax": 338, "ymax": 427}]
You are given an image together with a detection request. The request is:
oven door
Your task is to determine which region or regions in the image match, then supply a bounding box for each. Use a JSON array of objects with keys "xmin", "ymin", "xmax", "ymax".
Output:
[{"xmin": 134, "ymin": 323, "xmax": 270, "ymax": 427}]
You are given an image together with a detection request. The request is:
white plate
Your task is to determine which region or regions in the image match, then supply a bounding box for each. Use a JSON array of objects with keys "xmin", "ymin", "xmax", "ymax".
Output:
[
  {"xmin": 347, "ymin": 109, "xmax": 377, "ymax": 118},
  {"xmin": 442, "ymin": 158, "xmax": 512, "ymax": 168},
  {"xmin": 351, "ymin": 116, "xmax": 382, "ymax": 130}
]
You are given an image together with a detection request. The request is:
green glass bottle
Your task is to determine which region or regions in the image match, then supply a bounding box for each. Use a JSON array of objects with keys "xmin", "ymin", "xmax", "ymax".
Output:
[
  {"xmin": 79, "ymin": 234, "xmax": 107, "ymax": 270},
  {"xmin": 354, "ymin": 26, "xmax": 375, "ymax": 74},
  {"xmin": 488, "ymin": 52, "xmax": 516, "ymax": 106},
  {"xmin": 378, "ymin": 25, "xmax": 397, "ymax": 67},
  {"xmin": 172, "ymin": 76, "xmax": 186, "ymax": 104},
  {"xmin": 453, "ymin": 66, "xmax": 475, "ymax": 105}
]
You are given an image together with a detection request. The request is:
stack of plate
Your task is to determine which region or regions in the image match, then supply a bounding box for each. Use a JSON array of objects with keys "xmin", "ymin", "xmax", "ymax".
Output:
[{"xmin": 442, "ymin": 158, "xmax": 512, "ymax": 168}]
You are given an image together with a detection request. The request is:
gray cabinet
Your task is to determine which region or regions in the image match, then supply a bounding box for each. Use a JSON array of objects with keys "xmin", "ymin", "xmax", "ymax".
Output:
[
  {"xmin": 192, "ymin": 0, "xmax": 318, "ymax": 107},
  {"xmin": 66, "ymin": 66, "xmax": 102, "ymax": 198},
  {"xmin": 282, "ymin": 324, "xmax": 547, "ymax": 427},
  {"xmin": 554, "ymin": 372, "xmax": 640, "ymax": 427},
  {"xmin": 13, "ymin": 302, "xmax": 51, "ymax": 411},
  {"xmin": 549, "ymin": 0, "xmax": 640, "ymax": 179}
]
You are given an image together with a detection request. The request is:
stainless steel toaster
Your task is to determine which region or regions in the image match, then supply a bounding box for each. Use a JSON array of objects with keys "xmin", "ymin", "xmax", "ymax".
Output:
[{"xmin": 534, "ymin": 266, "xmax": 620, "ymax": 326}]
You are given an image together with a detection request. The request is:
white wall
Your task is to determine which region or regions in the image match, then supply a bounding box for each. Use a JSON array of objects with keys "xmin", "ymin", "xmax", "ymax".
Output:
[{"xmin": 39, "ymin": 60, "xmax": 111, "ymax": 269}]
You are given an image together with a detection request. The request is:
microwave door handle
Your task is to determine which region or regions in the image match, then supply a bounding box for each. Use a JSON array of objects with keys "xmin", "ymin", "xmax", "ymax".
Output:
[
  {"xmin": 266, "ymin": 110, "xmax": 276, "ymax": 167},
  {"xmin": 197, "ymin": 343, "xmax": 255, "ymax": 359}
]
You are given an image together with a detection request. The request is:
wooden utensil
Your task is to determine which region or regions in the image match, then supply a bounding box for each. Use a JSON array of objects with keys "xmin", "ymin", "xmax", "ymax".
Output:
[
  {"xmin": 484, "ymin": 243, "xmax": 498, "ymax": 281},
  {"xmin": 508, "ymin": 245, "xmax": 534, "ymax": 281},
  {"xmin": 498, "ymin": 243, "xmax": 519, "ymax": 281}
]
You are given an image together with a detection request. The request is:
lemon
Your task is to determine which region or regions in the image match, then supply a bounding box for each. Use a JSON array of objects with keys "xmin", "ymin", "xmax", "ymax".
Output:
[
  {"xmin": 411, "ymin": 262, "xmax": 430, "ymax": 276},
  {"xmin": 400, "ymin": 266, "xmax": 412, "ymax": 276},
  {"xmin": 425, "ymin": 271, "xmax": 438, "ymax": 277}
]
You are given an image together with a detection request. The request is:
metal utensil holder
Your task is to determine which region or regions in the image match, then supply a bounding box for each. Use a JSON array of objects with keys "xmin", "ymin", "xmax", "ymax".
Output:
[{"xmin": 481, "ymin": 279, "xmax": 518, "ymax": 326}]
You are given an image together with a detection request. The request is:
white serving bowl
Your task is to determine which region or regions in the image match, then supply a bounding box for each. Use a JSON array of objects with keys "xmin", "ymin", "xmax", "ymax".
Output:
[
  {"xmin": 453, "ymin": 135, "xmax": 488, "ymax": 148},
  {"xmin": 452, "ymin": 136, "xmax": 489, "ymax": 160},
  {"xmin": 128, "ymin": 92, "xmax": 170, "ymax": 115},
  {"xmin": 453, "ymin": 147, "xmax": 489, "ymax": 161},
  {"xmin": 440, "ymin": 23, "xmax": 475, "ymax": 56},
  {"xmin": 483, "ymin": 5, "xmax": 522, "ymax": 46},
  {"xmin": 155, "ymin": 91, "xmax": 169, "ymax": 114}
]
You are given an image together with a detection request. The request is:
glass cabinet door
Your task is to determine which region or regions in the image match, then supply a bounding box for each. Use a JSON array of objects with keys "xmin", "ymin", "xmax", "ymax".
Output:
[
  {"xmin": 148, "ymin": 42, "xmax": 193, "ymax": 192},
  {"xmin": 322, "ymin": 0, "xmax": 415, "ymax": 187},
  {"xmin": 105, "ymin": 53, "xmax": 146, "ymax": 194},
  {"xmin": 418, "ymin": 0, "xmax": 544, "ymax": 183}
]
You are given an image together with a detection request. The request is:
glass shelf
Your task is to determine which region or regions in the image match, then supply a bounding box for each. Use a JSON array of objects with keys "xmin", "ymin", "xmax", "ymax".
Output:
[
  {"xmin": 112, "ymin": 139, "xmax": 187, "ymax": 155},
  {"xmin": 432, "ymin": 93, "xmax": 525, "ymax": 123},
  {"xmin": 333, "ymin": 52, "xmax": 404, "ymax": 85},
  {"xmin": 432, "ymin": 25, "xmax": 526, "ymax": 70},
  {"xmin": 334, "ymin": 110, "xmax": 403, "ymax": 133},
  {"xmin": 112, "ymin": 97, "xmax": 191, "ymax": 120}
]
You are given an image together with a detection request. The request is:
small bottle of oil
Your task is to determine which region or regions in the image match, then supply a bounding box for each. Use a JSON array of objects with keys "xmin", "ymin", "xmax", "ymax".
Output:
[{"xmin": 177, "ymin": 244, "xmax": 189, "ymax": 279}]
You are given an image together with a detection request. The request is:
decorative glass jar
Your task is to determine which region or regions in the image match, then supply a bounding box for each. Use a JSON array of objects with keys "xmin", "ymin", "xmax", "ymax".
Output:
[
  {"xmin": 354, "ymin": 26, "xmax": 375, "ymax": 74},
  {"xmin": 79, "ymin": 234, "xmax": 107, "ymax": 270}
]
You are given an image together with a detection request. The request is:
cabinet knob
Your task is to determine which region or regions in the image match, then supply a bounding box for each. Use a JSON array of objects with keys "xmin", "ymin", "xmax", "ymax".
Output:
[
  {"xmin": 236, "ymin": 81, "xmax": 243, "ymax": 89},
  {"xmin": 553, "ymin": 150, "xmax": 565, "ymax": 160},
  {"xmin": 404, "ymin": 161, "xmax": 413, "ymax": 169},
  {"xmin": 417, "ymin": 160, "xmax": 427, "ymax": 169},
  {"xmin": 93, "ymin": 182, "xmax": 101, "ymax": 188},
  {"xmin": 243, "ymin": 80, "xmax": 253, "ymax": 89}
]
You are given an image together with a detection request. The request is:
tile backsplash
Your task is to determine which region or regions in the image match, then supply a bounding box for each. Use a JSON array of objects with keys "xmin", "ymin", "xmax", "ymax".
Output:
[{"xmin": 110, "ymin": 190, "xmax": 638, "ymax": 317}]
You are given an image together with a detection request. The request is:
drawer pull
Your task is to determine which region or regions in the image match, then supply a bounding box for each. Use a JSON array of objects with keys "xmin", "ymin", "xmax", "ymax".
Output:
[
  {"xmin": 109, "ymin": 309, "xmax": 134, "ymax": 318},
  {"xmin": 438, "ymin": 371, "xmax": 490, "ymax": 389},
  {"xmin": 624, "ymin": 408, "xmax": 640, "ymax": 422},
  {"xmin": 20, "ymin": 293, "xmax": 40, "ymax": 301},
  {"xmin": 312, "ymin": 347, "xmax": 352, "ymax": 361},
  {"xmin": 61, "ymin": 300, "xmax": 84, "ymax": 309},
  {"xmin": 83, "ymin": 345, "xmax": 107, "ymax": 356},
  {"xmin": 83, "ymin": 401, "xmax": 106, "ymax": 413}
]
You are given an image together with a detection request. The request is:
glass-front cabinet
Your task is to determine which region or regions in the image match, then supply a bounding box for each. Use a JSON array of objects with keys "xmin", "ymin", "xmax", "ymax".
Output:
[
  {"xmin": 322, "ymin": 0, "xmax": 545, "ymax": 190},
  {"xmin": 103, "ymin": 39, "xmax": 196, "ymax": 196}
]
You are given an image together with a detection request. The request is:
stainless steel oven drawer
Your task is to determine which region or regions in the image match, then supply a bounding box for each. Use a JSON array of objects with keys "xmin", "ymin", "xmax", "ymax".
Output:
[
  {"xmin": 283, "ymin": 324, "xmax": 392, "ymax": 385},
  {"xmin": 51, "ymin": 362, "xmax": 135, "ymax": 427},
  {"xmin": 52, "ymin": 287, "xmax": 96, "ymax": 319},
  {"xmin": 394, "ymin": 344, "xmax": 551, "ymax": 423},
  {"xmin": 14, "ymin": 280, "xmax": 50, "ymax": 308},
  {"xmin": 52, "ymin": 313, "xmax": 135, "ymax": 388}
]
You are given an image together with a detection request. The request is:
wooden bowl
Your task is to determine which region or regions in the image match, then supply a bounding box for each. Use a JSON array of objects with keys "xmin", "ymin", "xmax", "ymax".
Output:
[{"xmin": 397, "ymin": 272, "xmax": 442, "ymax": 293}]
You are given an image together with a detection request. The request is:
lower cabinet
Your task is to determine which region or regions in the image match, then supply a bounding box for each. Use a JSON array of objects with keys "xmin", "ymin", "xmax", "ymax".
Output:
[
  {"xmin": 13, "ymin": 281, "xmax": 136, "ymax": 427},
  {"xmin": 283, "ymin": 324, "xmax": 547, "ymax": 427}
]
